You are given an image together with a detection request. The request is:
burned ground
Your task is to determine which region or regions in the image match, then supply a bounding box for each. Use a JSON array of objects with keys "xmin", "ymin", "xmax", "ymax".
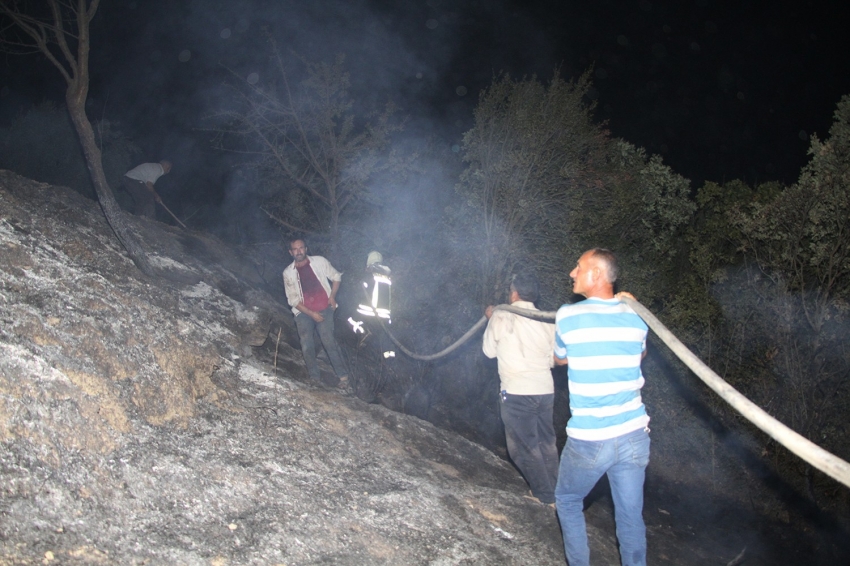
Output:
[
  {"xmin": 0, "ymin": 170, "xmax": 845, "ymax": 565},
  {"xmin": 0, "ymin": 171, "xmax": 584, "ymax": 565}
]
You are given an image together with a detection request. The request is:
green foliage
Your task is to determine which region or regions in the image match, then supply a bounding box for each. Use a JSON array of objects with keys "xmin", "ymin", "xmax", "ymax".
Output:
[
  {"xmin": 455, "ymin": 71, "xmax": 697, "ymax": 308},
  {"xmin": 595, "ymin": 141, "xmax": 694, "ymax": 299},
  {"xmin": 0, "ymin": 103, "xmax": 139, "ymax": 199},
  {"xmin": 661, "ymin": 179, "xmax": 781, "ymax": 343},
  {"xmin": 456, "ymin": 70, "xmax": 606, "ymax": 304},
  {"xmin": 674, "ymin": 96, "xmax": 850, "ymax": 501},
  {"xmin": 545, "ymin": 138, "xmax": 695, "ymax": 307},
  {"xmin": 634, "ymin": 150, "xmax": 696, "ymax": 256},
  {"xmin": 732, "ymin": 95, "xmax": 850, "ymax": 331}
]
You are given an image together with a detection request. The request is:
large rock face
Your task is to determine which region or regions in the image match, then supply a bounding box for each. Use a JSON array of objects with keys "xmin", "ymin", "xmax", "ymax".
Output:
[
  {"xmin": 9, "ymin": 169, "xmax": 845, "ymax": 566},
  {"xmin": 0, "ymin": 171, "xmax": 599, "ymax": 564}
]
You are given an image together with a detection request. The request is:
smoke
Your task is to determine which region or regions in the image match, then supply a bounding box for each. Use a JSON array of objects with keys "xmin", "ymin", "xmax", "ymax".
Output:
[
  {"xmin": 80, "ymin": 0, "xmax": 568, "ymax": 233},
  {"xmin": 0, "ymin": 0, "xmax": 567, "ymax": 440}
]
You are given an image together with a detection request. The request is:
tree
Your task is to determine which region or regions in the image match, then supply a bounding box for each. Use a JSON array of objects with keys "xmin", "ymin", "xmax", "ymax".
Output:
[
  {"xmin": 733, "ymin": 96, "xmax": 850, "ymax": 325},
  {"xmin": 457, "ymin": 71, "xmax": 696, "ymax": 307},
  {"xmin": 660, "ymin": 179, "xmax": 782, "ymax": 349},
  {"xmin": 457, "ymin": 71, "xmax": 607, "ymax": 304},
  {"xmin": 212, "ymin": 44, "xmax": 403, "ymax": 247},
  {"xmin": 559, "ymin": 139, "xmax": 695, "ymax": 304},
  {"xmin": 726, "ymin": 95, "xmax": 850, "ymax": 499},
  {"xmin": 0, "ymin": 0, "xmax": 153, "ymax": 275}
]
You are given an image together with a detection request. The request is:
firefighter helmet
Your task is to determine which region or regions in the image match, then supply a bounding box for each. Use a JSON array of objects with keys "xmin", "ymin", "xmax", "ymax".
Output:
[{"xmin": 366, "ymin": 251, "xmax": 383, "ymax": 267}]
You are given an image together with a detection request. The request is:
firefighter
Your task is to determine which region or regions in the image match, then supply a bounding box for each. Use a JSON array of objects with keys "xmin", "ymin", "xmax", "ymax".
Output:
[{"xmin": 348, "ymin": 251, "xmax": 394, "ymax": 359}]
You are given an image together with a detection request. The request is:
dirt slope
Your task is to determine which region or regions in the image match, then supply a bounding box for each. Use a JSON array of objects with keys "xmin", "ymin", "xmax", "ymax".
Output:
[{"xmin": 0, "ymin": 171, "xmax": 599, "ymax": 565}]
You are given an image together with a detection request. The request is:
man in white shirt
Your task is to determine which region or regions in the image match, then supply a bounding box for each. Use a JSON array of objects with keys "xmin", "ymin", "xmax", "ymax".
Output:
[
  {"xmin": 483, "ymin": 270, "xmax": 558, "ymax": 505},
  {"xmin": 283, "ymin": 238, "xmax": 350, "ymax": 389},
  {"xmin": 123, "ymin": 160, "xmax": 172, "ymax": 219}
]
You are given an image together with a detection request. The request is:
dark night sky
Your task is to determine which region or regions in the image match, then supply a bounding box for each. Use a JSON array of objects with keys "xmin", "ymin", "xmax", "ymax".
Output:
[{"xmin": 2, "ymin": 0, "xmax": 849, "ymax": 200}]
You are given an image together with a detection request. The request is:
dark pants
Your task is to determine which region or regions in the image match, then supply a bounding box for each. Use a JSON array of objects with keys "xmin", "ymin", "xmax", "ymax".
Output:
[
  {"xmin": 294, "ymin": 307, "xmax": 349, "ymax": 382},
  {"xmin": 123, "ymin": 178, "xmax": 156, "ymax": 219},
  {"xmin": 500, "ymin": 392, "xmax": 559, "ymax": 504},
  {"xmin": 364, "ymin": 318, "xmax": 394, "ymax": 358}
]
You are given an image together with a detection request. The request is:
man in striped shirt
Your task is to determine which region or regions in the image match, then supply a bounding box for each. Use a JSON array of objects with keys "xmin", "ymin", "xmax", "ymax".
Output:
[{"xmin": 553, "ymin": 248, "xmax": 650, "ymax": 566}]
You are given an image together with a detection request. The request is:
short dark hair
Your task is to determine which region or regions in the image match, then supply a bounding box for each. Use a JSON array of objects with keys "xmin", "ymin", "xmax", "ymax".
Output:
[
  {"xmin": 511, "ymin": 270, "xmax": 540, "ymax": 303},
  {"xmin": 590, "ymin": 248, "xmax": 618, "ymax": 283},
  {"xmin": 289, "ymin": 237, "xmax": 306, "ymax": 249}
]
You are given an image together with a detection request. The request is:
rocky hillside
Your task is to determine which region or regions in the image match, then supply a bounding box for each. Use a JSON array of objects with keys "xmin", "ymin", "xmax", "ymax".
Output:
[
  {"xmin": 6, "ymin": 170, "xmax": 841, "ymax": 565},
  {"xmin": 1, "ymin": 170, "xmax": 614, "ymax": 565}
]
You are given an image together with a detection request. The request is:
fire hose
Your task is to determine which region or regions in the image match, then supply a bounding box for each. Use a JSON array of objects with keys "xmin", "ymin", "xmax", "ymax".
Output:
[
  {"xmin": 372, "ymin": 303, "xmax": 552, "ymax": 362},
  {"xmin": 618, "ymin": 296, "xmax": 850, "ymax": 489},
  {"xmin": 373, "ymin": 298, "xmax": 850, "ymax": 488}
]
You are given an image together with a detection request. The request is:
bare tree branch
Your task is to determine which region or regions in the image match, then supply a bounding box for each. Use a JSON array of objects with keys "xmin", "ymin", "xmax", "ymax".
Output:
[{"xmin": 208, "ymin": 41, "xmax": 404, "ymax": 248}]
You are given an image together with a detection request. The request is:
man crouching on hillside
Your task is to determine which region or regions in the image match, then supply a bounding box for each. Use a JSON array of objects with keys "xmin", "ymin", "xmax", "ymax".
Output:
[
  {"xmin": 283, "ymin": 238, "xmax": 350, "ymax": 389},
  {"xmin": 553, "ymin": 248, "xmax": 650, "ymax": 566}
]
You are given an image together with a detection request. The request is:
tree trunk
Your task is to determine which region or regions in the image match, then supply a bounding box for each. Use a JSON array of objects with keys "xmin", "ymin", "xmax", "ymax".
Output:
[
  {"xmin": 0, "ymin": 0, "xmax": 153, "ymax": 275},
  {"xmin": 65, "ymin": 86, "xmax": 154, "ymax": 277}
]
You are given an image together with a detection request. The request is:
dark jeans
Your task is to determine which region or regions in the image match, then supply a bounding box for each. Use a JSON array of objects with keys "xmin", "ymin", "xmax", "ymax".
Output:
[
  {"xmin": 123, "ymin": 178, "xmax": 156, "ymax": 219},
  {"xmin": 294, "ymin": 307, "xmax": 348, "ymax": 381},
  {"xmin": 500, "ymin": 392, "xmax": 559, "ymax": 504}
]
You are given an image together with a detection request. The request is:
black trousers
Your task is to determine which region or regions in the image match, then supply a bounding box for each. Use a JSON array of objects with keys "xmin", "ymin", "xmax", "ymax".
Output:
[
  {"xmin": 500, "ymin": 392, "xmax": 559, "ymax": 503},
  {"xmin": 123, "ymin": 178, "xmax": 156, "ymax": 219}
]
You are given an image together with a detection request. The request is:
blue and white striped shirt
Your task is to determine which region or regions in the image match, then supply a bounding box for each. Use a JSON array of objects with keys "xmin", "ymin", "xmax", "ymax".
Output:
[{"xmin": 554, "ymin": 297, "xmax": 649, "ymax": 441}]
